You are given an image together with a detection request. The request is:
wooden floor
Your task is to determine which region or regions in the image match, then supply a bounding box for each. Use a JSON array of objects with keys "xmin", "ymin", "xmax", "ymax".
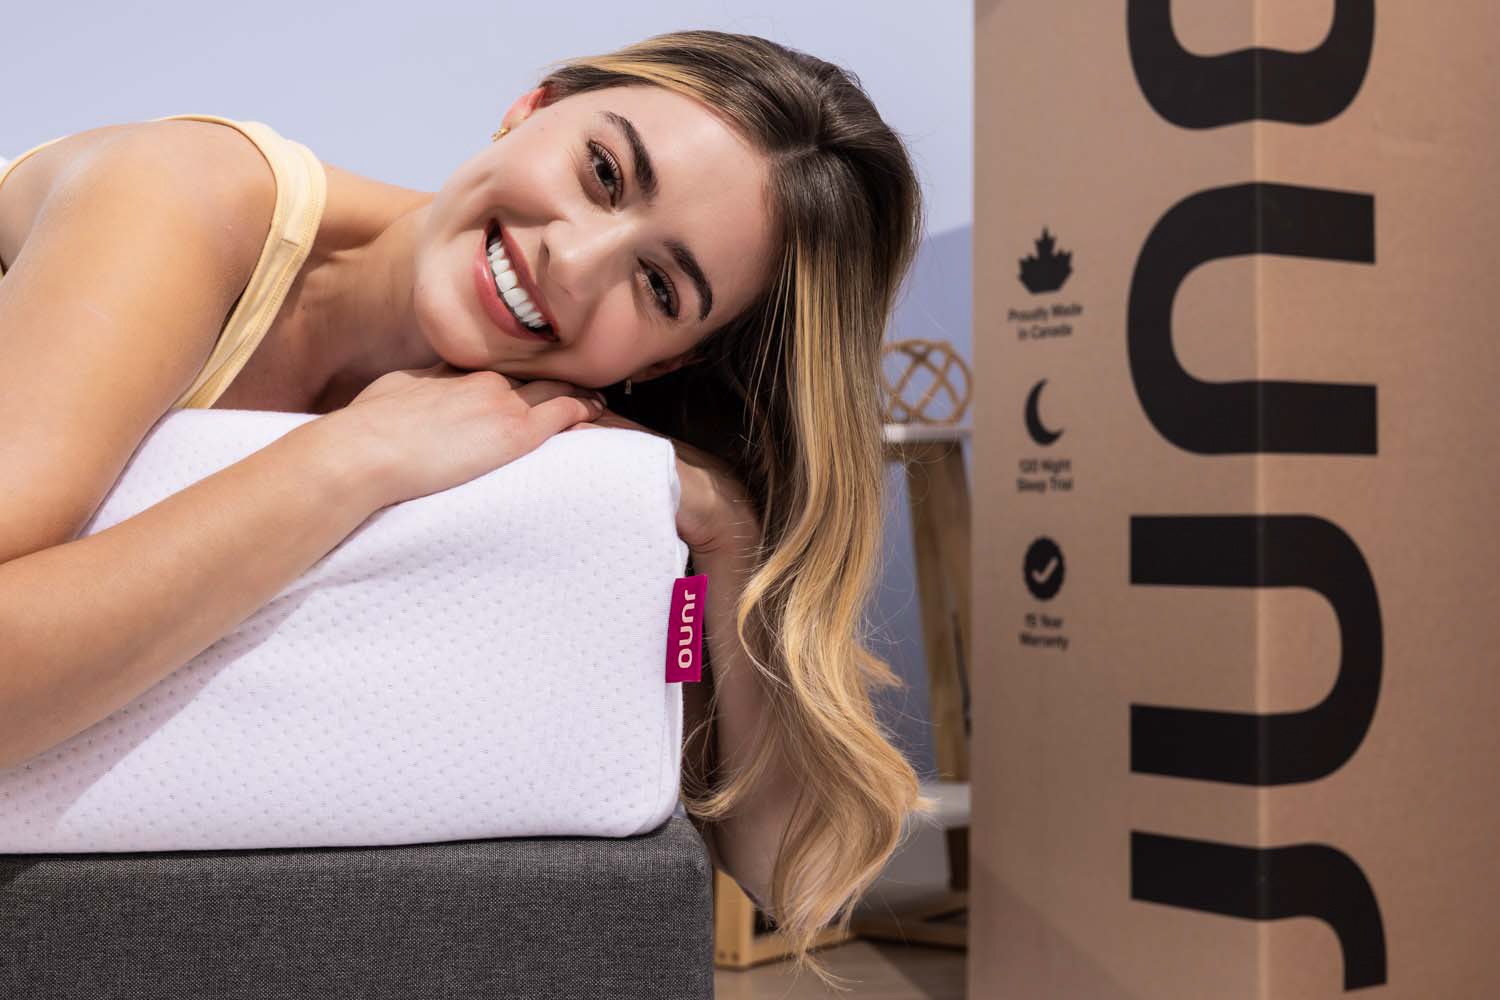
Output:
[{"xmin": 713, "ymin": 939, "xmax": 964, "ymax": 999}]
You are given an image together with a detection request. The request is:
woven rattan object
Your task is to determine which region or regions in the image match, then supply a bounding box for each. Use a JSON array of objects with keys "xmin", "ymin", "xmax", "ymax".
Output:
[{"xmin": 880, "ymin": 338, "xmax": 972, "ymax": 425}]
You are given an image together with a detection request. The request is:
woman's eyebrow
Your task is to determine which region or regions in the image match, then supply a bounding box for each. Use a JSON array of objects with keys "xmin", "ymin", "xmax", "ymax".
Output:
[{"xmin": 599, "ymin": 110, "xmax": 715, "ymax": 322}]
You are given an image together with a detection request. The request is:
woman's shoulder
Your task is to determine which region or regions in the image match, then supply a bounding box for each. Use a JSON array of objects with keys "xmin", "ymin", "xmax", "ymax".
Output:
[{"xmin": 0, "ymin": 118, "xmax": 276, "ymax": 277}]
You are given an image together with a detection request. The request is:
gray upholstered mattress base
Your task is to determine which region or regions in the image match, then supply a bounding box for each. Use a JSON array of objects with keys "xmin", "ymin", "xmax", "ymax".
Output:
[{"xmin": 0, "ymin": 815, "xmax": 712, "ymax": 999}]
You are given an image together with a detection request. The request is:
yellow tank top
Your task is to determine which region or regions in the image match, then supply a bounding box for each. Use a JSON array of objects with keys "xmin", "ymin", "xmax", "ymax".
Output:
[{"xmin": 0, "ymin": 113, "xmax": 327, "ymax": 410}]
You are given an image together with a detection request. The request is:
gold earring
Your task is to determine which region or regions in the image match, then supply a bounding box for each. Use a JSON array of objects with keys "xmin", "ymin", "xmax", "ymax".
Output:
[
  {"xmin": 491, "ymin": 125, "xmax": 510, "ymax": 141},
  {"xmin": 624, "ymin": 377, "xmax": 633, "ymax": 395}
]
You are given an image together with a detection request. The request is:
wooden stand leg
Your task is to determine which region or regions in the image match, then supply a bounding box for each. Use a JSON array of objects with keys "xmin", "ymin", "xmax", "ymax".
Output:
[
  {"xmin": 846, "ymin": 433, "xmax": 972, "ymax": 952},
  {"xmin": 947, "ymin": 825, "xmax": 968, "ymax": 891},
  {"xmin": 902, "ymin": 440, "xmax": 972, "ymax": 782}
]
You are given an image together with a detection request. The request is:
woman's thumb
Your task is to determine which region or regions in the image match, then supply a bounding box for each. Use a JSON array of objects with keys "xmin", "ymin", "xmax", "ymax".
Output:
[{"xmin": 544, "ymin": 395, "xmax": 602, "ymax": 433}]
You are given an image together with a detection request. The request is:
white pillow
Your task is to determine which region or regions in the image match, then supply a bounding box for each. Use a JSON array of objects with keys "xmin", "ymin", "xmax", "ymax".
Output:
[{"xmin": 0, "ymin": 408, "xmax": 688, "ymax": 853}]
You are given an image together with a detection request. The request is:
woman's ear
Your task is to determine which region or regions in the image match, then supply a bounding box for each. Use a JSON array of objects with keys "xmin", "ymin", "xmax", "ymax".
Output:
[{"xmin": 499, "ymin": 85, "xmax": 549, "ymax": 132}]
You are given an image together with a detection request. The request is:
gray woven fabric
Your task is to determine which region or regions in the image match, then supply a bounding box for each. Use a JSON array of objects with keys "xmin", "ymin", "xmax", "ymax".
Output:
[{"xmin": 0, "ymin": 816, "xmax": 712, "ymax": 999}]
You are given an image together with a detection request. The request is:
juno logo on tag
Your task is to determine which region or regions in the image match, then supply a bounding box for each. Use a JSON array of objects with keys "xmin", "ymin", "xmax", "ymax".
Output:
[{"xmin": 665, "ymin": 574, "xmax": 706, "ymax": 684}]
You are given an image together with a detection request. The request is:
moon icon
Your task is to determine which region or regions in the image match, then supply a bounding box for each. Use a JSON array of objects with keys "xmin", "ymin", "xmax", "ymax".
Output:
[{"xmin": 1025, "ymin": 379, "xmax": 1063, "ymax": 445}]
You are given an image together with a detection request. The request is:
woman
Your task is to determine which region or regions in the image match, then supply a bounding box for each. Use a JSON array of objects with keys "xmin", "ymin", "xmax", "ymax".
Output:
[{"xmin": 0, "ymin": 29, "xmax": 935, "ymax": 988}]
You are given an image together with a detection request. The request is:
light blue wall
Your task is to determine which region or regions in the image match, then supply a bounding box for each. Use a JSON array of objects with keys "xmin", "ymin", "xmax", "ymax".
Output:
[{"xmin": 2, "ymin": 1, "xmax": 973, "ymax": 781}]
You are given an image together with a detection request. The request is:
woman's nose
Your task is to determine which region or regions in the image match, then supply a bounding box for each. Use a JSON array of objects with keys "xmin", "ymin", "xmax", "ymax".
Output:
[{"xmin": 539, "ymin": 218, "xmax": 630, "ymax": 304}]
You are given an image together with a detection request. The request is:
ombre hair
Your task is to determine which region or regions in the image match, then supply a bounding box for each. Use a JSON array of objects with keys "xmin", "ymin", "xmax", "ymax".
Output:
[{"xmin": 531, "ymin": 29, "xmax": 937, "ymax": 990}]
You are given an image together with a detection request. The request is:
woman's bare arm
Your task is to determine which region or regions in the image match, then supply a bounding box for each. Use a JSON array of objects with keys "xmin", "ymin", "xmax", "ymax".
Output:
[
  {"xmin": 691, "ymin": 535, "xmax": 802, "ymax": 913},
  {"xmin": 0, "ymin": 416, "xmax": 383, "ymax": 769}
]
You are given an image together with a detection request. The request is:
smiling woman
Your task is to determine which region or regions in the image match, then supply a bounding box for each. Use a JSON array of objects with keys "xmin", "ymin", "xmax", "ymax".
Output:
[
  {"xmin": 0, "ymin": 26, "xmax": 933, "ymax": 994},
  {"xmin": 489, "ymin": 30, "xmax": 939, "ymax": 991}
]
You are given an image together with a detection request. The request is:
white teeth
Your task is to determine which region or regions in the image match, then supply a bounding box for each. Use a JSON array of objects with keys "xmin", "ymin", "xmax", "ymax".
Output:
[{"xmin": 486, "ymin": 230, "xmax": 549, "ymax": 332}]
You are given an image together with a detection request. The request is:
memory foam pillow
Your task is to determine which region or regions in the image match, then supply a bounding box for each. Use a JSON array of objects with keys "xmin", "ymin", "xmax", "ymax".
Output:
[{"xmin": 0, "ymin": 408, "xmax": 688, "ymax": 853}]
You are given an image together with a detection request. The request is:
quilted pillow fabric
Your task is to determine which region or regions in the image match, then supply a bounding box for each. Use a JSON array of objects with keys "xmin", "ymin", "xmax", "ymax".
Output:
[{"xmin": 0, "ymin": 409, "xmax": 687, "ymax": 852}]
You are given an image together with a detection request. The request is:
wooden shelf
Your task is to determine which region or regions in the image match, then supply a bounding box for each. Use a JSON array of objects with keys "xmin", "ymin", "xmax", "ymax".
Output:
[{"xmin": 883, "ymin": 422, "xmax": 972, "ymax": 445}]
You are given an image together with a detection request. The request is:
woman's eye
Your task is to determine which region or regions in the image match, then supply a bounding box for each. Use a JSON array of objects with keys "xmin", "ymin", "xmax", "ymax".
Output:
[
  {"xmin": 585, "ymin": 140, "xmax": 677, "ymax": 320},
  {"xmin": 587, "ymin": 141, "xmax": 621, "ymax": 201},
  {"xmin": 643, "ymin": 265, "xmax": 679, "ymax": 319}
]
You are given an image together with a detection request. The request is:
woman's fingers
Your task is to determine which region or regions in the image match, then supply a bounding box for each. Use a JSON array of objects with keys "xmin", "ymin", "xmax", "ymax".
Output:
[
  {"xmin": 417, "ymin": 362, "xmax": 527, "ymax": 391},
  {"xmin": 531, "ymin": 394, "xmax": 604, "ymax": 436},
  {"xmin": 510, "ymin": 378, "xmax": 601, "ymax": 408}
]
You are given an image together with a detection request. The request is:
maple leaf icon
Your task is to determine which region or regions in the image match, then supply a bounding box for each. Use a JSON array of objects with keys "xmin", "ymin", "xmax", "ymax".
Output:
[{"xmin": 1019, "ymin": 226, "xmax": 1073, "ymax": 293}]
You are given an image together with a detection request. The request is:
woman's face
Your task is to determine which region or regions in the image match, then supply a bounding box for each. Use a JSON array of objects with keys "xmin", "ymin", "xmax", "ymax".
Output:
[{"xmin": 414, "ymin": 83, "xmax": 774, "ymax": 389}]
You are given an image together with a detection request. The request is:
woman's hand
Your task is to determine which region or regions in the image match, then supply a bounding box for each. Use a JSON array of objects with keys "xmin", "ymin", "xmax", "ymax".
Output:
[
  {"xmin": 566, "ymin": 407, "xmax": 759, "ymax": 556},
  {"xmin": 327, "ymin": 362, "xmax": 604, "ymax": 509}
]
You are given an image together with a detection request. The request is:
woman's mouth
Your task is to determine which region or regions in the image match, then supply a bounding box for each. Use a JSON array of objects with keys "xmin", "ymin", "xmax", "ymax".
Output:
[{"xmin": 473, "ymin": 221, "xmax": 557, "ymax": 343}]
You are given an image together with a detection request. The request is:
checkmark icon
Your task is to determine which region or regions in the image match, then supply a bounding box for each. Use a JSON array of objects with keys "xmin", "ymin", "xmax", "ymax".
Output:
[
  {"xmin": 1030, "ymin": 556, "xmax": 1059, "ymax": 584},
  {"xmin": 1023, "ymin": 537, "xmax": 1066, "ymax": 600}
]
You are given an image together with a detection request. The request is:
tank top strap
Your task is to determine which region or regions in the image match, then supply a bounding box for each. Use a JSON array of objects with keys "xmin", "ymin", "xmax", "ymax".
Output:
[
  {"xmin": 0, "ymin": 117, "xmax": 327, "ymax": 414},
  {"xmin": 146, "ymin": 115, "xmax": 327, "ymax": 410}
]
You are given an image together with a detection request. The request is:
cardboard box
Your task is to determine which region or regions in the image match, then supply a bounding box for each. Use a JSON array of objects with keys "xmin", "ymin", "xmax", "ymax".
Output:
[{"xmin": 971, "ymin": 2, "xmax": 1500, "ymax": 996}]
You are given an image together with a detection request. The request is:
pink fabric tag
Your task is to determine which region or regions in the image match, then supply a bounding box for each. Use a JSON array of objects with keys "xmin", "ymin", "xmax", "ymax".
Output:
[{"xmin": 665, "ymin": 574, "xmax": 706, "ymax": 684}]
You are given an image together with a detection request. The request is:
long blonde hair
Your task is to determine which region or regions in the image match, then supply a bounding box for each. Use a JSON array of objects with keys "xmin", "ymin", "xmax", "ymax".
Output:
[{"xmin": 534, "ymin": 29, "xmax": 939, "ymax": 990}]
